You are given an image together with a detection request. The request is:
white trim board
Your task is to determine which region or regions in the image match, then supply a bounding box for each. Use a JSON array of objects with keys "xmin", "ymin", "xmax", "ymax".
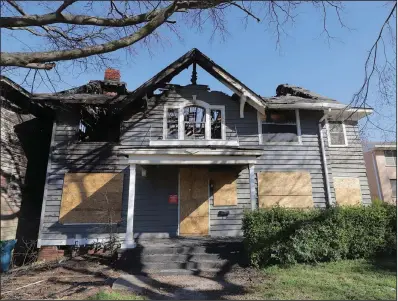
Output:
[
  {"xmin": 128, "ymin": 154, "xmax": 257, "ymax": 165},
  {"xmin": 326, "ymin": 120, "xmax": 348, "ymax": 147},
  {"xmin": 125, "ymin": 164, "xmax": 136, "ymax": 246},
  {"xmin": 149, "ymin": 140, "xmax": 239, "ymax": 147}
]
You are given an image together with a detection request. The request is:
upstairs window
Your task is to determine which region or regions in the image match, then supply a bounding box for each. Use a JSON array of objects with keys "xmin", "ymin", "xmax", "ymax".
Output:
[
  {"xmin": 260, "ymin": 109, "xmax": 300, "ymax": 143},
  {"xmin": 328, "ymin": 122, "xmax": 347, "ymax": 146},
  {"xmin": 166, "ymin": 108, "xmax": 178, "ymax": 139},
  {"xmin": 385, "ymin": 150, "xmax": 397, "ymax": 166},
  {"xmin": 78, "ymin": 118, "xmax": 120, "ymax": 142},
  {"xmin": 184, "ymin": 106, "xmax": 206, "ymax": 140},
  {"xmin": 211, "ymin": 109, "xmax": 222, "ymax": 139},
  {"xmin": 163, "ymin": 102, "xmax": 225, "ymax": 141}
]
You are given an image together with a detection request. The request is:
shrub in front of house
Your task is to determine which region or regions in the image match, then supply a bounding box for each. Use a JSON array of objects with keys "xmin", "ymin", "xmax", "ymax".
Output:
[{"xmin": 242, "ymin": 204, "xmax": 397, "ymax": 267}]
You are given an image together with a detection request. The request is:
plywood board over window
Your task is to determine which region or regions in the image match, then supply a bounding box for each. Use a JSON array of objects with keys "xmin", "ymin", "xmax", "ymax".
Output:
[
  {"xmin": 59, "ymin": 173, "xmax": 124, "ymax": 224},
  {"xmin": 257, "ymin": 171, "xmax": 313, "ymax": 208},
  {"xmin": 333, "ymin": 177, "xmax": 362, "ymax": 206},
  {"xmin": 211, "ymin": 171, "xmax": 237, "ymax": 206},
  {"xmin": 179, "ymin": 167, "xmax": 209, "ymax": 236}
]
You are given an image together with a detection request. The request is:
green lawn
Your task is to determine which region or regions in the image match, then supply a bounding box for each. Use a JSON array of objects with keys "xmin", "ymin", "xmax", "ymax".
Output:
[
  {"xmin": 88, "ymin": 291, "xmax": 147, "ymax": 300},
  {"xmin": 259, "ymin": 259, "xmax": 397, "ymax": 300}
]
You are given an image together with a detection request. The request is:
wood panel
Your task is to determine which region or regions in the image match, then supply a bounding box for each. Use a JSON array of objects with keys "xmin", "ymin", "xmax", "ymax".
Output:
[
  {"xmin": 257, "ymin": 171, "xmax": 313, "ymax": 208},
  {"xmin": 258, "ymin": 195, "xmax": 313, "ymax": 208},
  {"xmin": 211, "ymin": 171, "xmax": 237, "ymax": 206},
  {"xmin": 179, "ymin": 167, "xmax": 209, "ymax": 236},
  {"xmin": 258, "ymin": 171, "xmax": 312, "ymax": 196},
  {"xmin": 59, "ymin": 172, "xmax": 124, "ymax": 223},
  {"xmin": 333, "ymin": 177, "xmax": 362, "ymax": 206}
]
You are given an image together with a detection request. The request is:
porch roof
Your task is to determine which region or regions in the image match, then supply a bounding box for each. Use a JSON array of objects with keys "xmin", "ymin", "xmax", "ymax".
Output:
[{"xmin": 120, "ymin": 148, "xmax": 262, "ymax": 165}]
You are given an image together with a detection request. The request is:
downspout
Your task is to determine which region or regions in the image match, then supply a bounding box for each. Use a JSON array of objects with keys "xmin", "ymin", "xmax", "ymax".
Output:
[
  {"xmin": 372, "ymin": 151, "xmax": 383, "ymax": 200},
  {"xmin": 319, "ymin": 109, "xmax": 332, "ymax": 207}
]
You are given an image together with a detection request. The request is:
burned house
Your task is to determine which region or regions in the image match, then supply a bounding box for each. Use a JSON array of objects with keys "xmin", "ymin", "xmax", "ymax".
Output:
[{"xmin": 1, "ymin": 49, "xmax": 373, "ymax": 266}]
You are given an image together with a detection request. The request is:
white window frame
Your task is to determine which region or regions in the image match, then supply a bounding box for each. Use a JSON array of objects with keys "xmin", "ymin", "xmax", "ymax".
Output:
[
  {"xmin": 326, "ymin": 120, "xmax": 348, "ymax": 147},
  {"xmin": 384, "ymin": 150, "xmax": 397, "ymax": 167},
  {"xmin": 257, "ymin": 109, "xmax": 302, "ymax": 145},
  {"xmin": 152, "ymin": 96, "xmax": 235, "ymax": 146}
]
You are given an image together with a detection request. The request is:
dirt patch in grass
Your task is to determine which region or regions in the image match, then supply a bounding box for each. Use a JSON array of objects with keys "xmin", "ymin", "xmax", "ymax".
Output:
[{"xmin": 0, "ymin": 255, "xmax": 120, "ymax": 300}]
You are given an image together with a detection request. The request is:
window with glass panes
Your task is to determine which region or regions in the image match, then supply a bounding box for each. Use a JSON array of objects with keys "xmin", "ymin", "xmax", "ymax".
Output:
[{"xmin": 328, "ymin": 122, "xmax": 347, "ymax": 146}]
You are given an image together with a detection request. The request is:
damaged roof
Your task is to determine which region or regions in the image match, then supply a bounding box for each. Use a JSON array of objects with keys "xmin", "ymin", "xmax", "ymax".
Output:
[{"xmin": 1, "ymin": 49, "xmax": 373, "ymax": 120}]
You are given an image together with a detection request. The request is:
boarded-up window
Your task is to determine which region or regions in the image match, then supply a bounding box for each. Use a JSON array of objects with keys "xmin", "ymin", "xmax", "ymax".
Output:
[
  {"xmin": 211, "ymin": 171, "xmax": 237, "ymax": 206},
  {"xmin": 59, "ymin": 173, "xmax": 124, "ymax": 224},
  {"xmin": 257, "ymin": 171, "xmax": 313, "ymax": 208},
  {"xmin": 333, "ymin": 177, "xmax": 362, "ymax": 206}
]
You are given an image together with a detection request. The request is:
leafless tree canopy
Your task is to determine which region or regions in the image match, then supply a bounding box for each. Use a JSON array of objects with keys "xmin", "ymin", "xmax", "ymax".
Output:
[
  {"xmin": 1, "ymin": 1, "xmax": 396, "ymax": 140},
  {"xmin": 0, "ymin": 0, "xmax": 354, "ymax": 70}
]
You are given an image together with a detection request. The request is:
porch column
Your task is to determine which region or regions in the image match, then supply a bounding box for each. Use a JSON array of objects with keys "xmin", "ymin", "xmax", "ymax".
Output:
[
  {"xmin": 123, "ymin": 164, "xmax": 136, "ymax": 248},
  {"xmin": 249, "ymin": 164, "xmax": 257, "ymax": 210}
]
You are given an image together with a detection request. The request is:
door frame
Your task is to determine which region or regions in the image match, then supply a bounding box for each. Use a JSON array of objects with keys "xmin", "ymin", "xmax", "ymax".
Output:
[{"xmin": 177, "ymin": 167, "xmax": 211, "ymax": 236}]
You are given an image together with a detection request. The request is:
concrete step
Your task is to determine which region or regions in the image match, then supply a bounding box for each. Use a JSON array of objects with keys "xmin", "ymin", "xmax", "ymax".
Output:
[
  {"xmin": 137, "ymin": 259, "xmax": 230, "ymax": 271},
  {"xmin": 127, "ymin": 244, "xmax": 243, "ymax": 256},
  {"xmin": 138, "ymin": 253, "xmax": 225, "ymax": 262},
  {"xmin": 130, "ymin": 268, "xmax": 224, "ymax": 277}
]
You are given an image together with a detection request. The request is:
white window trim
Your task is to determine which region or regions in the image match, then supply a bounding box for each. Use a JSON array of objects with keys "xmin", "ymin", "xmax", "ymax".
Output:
[
  {"xmin": 326, "ymin": 120, "xmax": 348, "ymax": 147},
  {"xmin": 161, "ymin": 96, "xmax": 229, "ymax": 145},
  {"xmin": 257, "ymin": 109, "xmax": 302, "ymax": 145}
]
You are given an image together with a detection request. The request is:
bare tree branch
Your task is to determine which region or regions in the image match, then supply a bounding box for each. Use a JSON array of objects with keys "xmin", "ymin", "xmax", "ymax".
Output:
[
  {"xmin": 1, "ymin": 1, "xmax": 179, "ymax": 68},
  {"xmin": 55, "ymin": 0, "xmax": 77, "ymax": 15}
]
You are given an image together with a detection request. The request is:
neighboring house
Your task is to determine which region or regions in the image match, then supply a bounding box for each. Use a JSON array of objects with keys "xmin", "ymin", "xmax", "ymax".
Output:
[
  {"xmin": 364, "ymin": 142, "xmax": 397, "ymax": 204},
  {"xmin": 1, "ymin": 49, "xmax": 373, "ymax": 255},
  {"xmin": 0, "ymin": 76, "xmax": 53, "ymax": 246}
]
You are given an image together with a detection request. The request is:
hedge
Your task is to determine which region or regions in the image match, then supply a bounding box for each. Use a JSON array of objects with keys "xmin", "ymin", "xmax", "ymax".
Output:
[{"xmin": 242, "ymin": 204, "xmax": 396, "ymax": 267}]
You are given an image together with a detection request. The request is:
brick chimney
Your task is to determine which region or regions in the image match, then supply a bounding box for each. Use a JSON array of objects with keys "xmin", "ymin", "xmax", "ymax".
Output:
[{"xmin": 104, "ymin": 68, "xmax": 120, "ymax": 82}]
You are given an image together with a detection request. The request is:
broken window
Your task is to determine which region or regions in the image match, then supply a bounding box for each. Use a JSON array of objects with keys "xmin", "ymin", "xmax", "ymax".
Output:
[
  {"xmin": 261, "ymin": 110, "xmax": 299, "ymax": 143},
  {"xmin": 211, "ymin": 109, "xmax": 222, "ymax": 139},
  {"xmin": 166, "ymin": 108, "xmax": 179, "ymax": 139},
  {"xmin": 78, "ymin": 117, "xmax": 120, "ymax": 142},
  {"xmin": 162, "ymin": 104, "xmax": 225, "ymax": 141},
  {"xmin": 328, "ymin": 122, "xmax": 347, "ymax": 146},
  {"xmin": 184, "ymin": 106, "xmax": 206, "ymax": 140}
]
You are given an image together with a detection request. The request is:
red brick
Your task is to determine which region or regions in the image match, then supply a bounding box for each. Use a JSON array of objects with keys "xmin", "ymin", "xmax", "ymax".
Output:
[
  {"xmin": 104, "ymin": 68, "xmax": 120, "ymax": 81},
  {"xmin": 38, "ymin": 246, "xmax": 64, "ymax": 262}
]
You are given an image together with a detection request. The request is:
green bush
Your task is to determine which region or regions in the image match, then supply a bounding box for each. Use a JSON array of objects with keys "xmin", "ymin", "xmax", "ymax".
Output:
[{"xmin": 242, "ymin": 204, "xmax": 397, "ymax": 267}]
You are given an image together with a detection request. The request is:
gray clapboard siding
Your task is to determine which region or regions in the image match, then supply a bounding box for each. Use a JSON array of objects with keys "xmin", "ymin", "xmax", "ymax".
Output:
[
  {"xmin": 39, "ymin": 110, "xmax": 130, "ymax": 243},
  {"xmin": 210, "ymin": 166, "xmax": 251, "ymax": 237},
  {"xmin": 321, "ymin": 120, "xmax": 371, "ymax": 205},
  {"xmin": 39, "ymin": 84, "xmax": 372, "ymax": 244},
  {"xmin": 253, "ymin": 110, "xmax": 329, "ymax": 208},
  {"xmin": 133, "ymin": 165, "xmax": 179, "ymax": 238}
]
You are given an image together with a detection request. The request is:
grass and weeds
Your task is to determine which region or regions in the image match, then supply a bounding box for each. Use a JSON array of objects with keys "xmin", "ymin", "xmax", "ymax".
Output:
[
  {"xmin": 88, "ymin": 290, "xmax": 147, "ymax": 300},
  {"xmin": 259, "ymin": 259, "xmax": 397, "ymax": 300}
]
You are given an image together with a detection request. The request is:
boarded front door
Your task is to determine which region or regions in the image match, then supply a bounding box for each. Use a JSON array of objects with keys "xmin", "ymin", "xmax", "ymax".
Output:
[{"xmin": 179, "ymin": 167, "xmax": 209, "ymax": 236}]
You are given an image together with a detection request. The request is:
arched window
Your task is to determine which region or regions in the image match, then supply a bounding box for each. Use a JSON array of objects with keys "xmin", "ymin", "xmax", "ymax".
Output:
[
  {"xmin": 184, "ymin": 106, "xmax": 206, "ymax": 140},
  {"xmin": 163, "ymin": 99, "xmax": 226, "ymax": 142}
]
